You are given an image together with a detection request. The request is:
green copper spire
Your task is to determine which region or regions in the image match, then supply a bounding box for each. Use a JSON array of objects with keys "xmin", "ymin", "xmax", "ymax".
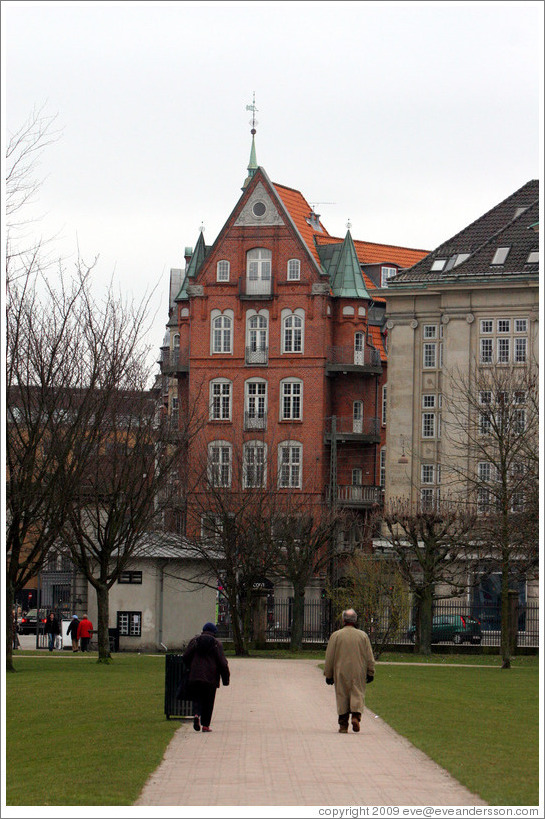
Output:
[
  {"xmin": 242, "ymin": 93, "xmax": 259, "ymax": 189},
  {"xmin": 329, "ymin": 230, "xmax": 371, "ymax": 299}
]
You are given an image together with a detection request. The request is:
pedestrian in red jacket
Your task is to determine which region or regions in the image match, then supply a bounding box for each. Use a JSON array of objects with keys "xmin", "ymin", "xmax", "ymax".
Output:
[{"xmin": 77, "ymin": 615, "xmax": 93, "ymax": 652}]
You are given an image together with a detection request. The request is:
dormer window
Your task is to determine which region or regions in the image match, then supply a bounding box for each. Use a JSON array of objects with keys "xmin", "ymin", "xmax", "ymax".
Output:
[
  {"xmin": 491, "ymin": 247, "xmax": 510, "ymax": 265},
  {"xmin": 381, "ymin": 266, "xmax": 397, "ymax": 287},
  {"xmin": 527, "ymin": 249, "xmax": 539, "ymax": 264}
]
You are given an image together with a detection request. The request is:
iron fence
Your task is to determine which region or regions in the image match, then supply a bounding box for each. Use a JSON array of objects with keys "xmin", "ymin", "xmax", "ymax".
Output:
[{"xmin": 217, "ymin": 597, "xmax": 539, "ymax": 648}]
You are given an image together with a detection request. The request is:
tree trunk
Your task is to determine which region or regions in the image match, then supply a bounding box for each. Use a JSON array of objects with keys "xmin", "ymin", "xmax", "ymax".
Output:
[
  {"xmin": 289, "ymin": 587, "xmax": 305, "ymax": 651},
  {"xmin": 95, "ymin": 582, "xmax": 112, "ymax": 662},
  {"xmin": 417, "ymin": 586, "xmax": 433, "ymax": 656},
  {"xmin": 231, "ymin": 600, "xmax": 248, "ymax": 657},
  {"xmin": 6, "ymin": 582, "xmax": 16, "ymax": 672}
]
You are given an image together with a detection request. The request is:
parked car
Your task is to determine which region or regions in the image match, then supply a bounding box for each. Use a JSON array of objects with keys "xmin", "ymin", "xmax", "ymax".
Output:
[
  {"xmin": 18, "ymin": 609, "xmax": 48, "ymax": 634},
  {"xmin": 407, "ymin": 614, "xmax": 482, "ymax": 645}
]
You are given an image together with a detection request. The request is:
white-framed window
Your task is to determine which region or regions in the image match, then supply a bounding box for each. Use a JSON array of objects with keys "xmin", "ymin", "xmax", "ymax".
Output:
[
  {"xmin": 422, "ymin": 394, "xmax": 436, "ymax": 409},
  {"xmin": 513, "ymin": 408, "xmax": 526, "ymax": 433},
  {"xmin": 210, "ymin": 379, "xmax": 232, "ymax": 421},
  {"xmin": 423, "ymin": 342, "xmax": 437, "ymax": 369},
  {"xmin": 514, "ymin": 337, "xmax": 527, "ymax": 364},
  {"xmin": 421, "ymin": 464, "xmax": 435, "ymax": 484},
  {"xmin": 282, "ymin": 309, "xmax": 304, "ymax": 354},
  {"xmin": 280, "ymin": 379, "xmax": 302, "ymax": 420},
  {"xmin": 245, "ymin": 379, "xmax": 267, "ymax": 427},
  {"xmin": 278, "ymin": 441, "xmax": 302, "ymax": 488},
  {"xmin": 243, "ymin": 441, "xmax": 267, "ymax": 489},
  {"xmin": 515, "ymin": 318, "xmax": 528, "ymax": 334},
  {"xmin": 208, "ymin": 441, "xmax": 232, "ymax": 487},
  {"xmin": 211, "ymin": 310, "xmax": 233, "ymax": 354},
  {"xmin": 382, "ymin": 384, "xmax": 387, "ymax": 426},
  {"xmin": 287, "ymin": 259, "xmax": 301, "ymax": 281},
  {"xmin": 117, "ymin": 611, "xmax": 142, "ymax": 637},
  {"xmin": 422, "ymin": 412, "xmax": 436, "ymax": 438},
  {"xmin": 498, "ymin": 319, "xmax": 511, "ymax": 334},
  {"xmin": 497, "ymin": 337, "xmax": 510, "ymax": 364},
  {"xmin": 379, "ymin": 448, "xmax": 386, "ymax": 487},
  {"xmin": 216, "ymin": 260, "xmax": 230, "ymax": 282},
  {"xmin": 173, "ymin": 333, "xmax": 180, "ymax": 349},
  {"xmin": 247, "ymin": 248, "xmax": 271, "ymax": 281},
  {"xmin": 423, "ymin": 325, "xmax": 437, "ymax": 339},
  {"xmin": 352, "ymin": 467, "xmax": 363, "ymax": 486},
  {"xmin": 480, "ymin": 319, "xmax": 493, "ymax": 334},
  {"xmin": 381, "ymin": 266, "xmax": 397, "ymax": 287},
  {"xmin": 420, "ymin": 487, "xmax": 439, "ymax": 510},
  {"xmin": 480, "ymin": 338, "xmax": 493, "ymax": 364},
  {"xmin": 245, "ymin": 310, "xmax": 268, "ymax": 364},
  {"xmin": 492, "ymin": 246, "xmax": 510, "ymax": 265},
  {"xmin": 201, "ymin": 514, "xmax": 224, "ymax": 541}
]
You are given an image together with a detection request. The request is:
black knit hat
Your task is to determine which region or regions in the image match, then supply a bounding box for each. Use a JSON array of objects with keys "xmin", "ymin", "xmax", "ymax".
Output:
[{"xmin": 202, "ymin": 622, "xmax": 217, "ymax": 635}]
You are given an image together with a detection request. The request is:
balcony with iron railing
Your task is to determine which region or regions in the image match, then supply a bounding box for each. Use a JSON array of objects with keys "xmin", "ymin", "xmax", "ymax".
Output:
[
  {"xmin": 245, "ymin": 346, "xmax": 269, "ymax": 365},
  {"xmin": 326, "ymin": 345, "xmax": 382, "ymax": 374},
  {"xmin": 159, "ymin": 347, "xmax": 190, "ymax": 375},
  {"xmin": 324, "ymin": 415, "xmax": 381, "ymax": 443},
  {"xmin": 239, "ymin": 275, "xmax": 275, "ymax": 300},
  {"xmin": 325, "ymin": 484, "xmax": 384, "ymax": 508},
  {"xmin": 244, "ymin": 411, "xmax": 267, "ymax": 431}
]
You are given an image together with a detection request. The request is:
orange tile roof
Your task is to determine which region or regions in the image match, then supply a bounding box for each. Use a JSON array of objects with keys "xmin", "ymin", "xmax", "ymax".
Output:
[
  {"xmin": 316, "ymin": 235, "xmax": 428, "ymax": 269},
  {"xmin": 369, "ymin": 325, "xmax": 387, "ymax": 363},
  {"xmin": 273, "ymin": 183, "xmax": 329, "ymax": 268}
]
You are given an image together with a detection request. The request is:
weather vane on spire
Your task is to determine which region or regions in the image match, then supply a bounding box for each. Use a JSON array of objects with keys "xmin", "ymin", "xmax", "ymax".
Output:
[{"xmin": 246, "ymin": 93, "xmax": 258, "ymax": 135}]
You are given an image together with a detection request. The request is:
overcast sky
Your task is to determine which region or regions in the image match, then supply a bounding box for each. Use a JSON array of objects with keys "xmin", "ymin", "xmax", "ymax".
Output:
[{"xmin": 3, "ymin": 0, "xmax": 542, "ymax": 363}]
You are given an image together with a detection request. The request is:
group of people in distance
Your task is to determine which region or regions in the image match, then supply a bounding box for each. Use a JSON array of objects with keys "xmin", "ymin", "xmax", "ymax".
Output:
[
  {"xmin": 181, "ymin": 608, "xmax": 374, "ymax": 734},
  {"xmin": 43, "ymin": 612, "xmax": 94, "ymax": 652}
]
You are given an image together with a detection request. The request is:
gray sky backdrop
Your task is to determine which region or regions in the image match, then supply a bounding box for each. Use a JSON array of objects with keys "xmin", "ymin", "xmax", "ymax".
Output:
[{"xmin": 3, "ymin": 0, "xmax": 543, "ymax": 365}]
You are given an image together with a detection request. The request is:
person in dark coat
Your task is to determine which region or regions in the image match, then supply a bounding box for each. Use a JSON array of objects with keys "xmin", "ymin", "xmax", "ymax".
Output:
[
  {"xmin": 44, "ymin": 612, "xmax": 61, "ymax": 651},
  {"xmin": 66, "ymin": 615, "xmax": 79, "ymax": 652},
  {"xmin": 182, "ymin": 622, "xmax": 230, "ymax": 732}
]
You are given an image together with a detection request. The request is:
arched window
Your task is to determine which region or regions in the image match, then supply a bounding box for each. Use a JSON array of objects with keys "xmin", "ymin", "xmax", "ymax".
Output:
[
  {"xmin": 172, "ymin": 333, "xmax": 180, "ymax": 349},
  {"xmin": 354, "ymin": 332, "xmax": 365, "ymax": 365},
  {"xmin": 246, "ymin": 310, "xmax": 269, "ymax": 364},
  {"xmin": 278, "ymin": 441, "xmax": 302, "ymax": 488},
  {"xmin": 280, "ymin": 378, "xmax": 302, "ymax": 420},
  {"xmin": 244, "ymin": 379, "xmax": 267, "ymax": 429},
  {"xmin": 216, "ymin": 260, "xmax": 230, "ymax": 282},
  {"xmin": 281, "ymin": 309, "xmax": 304, "ymax": 354},
  {"xmin": 208, "ymin": 441, "xmax": 232, "ymax": 487},
  {"xmin": 353, "ymin": 400, "xmax": 363, "ymax": 433},
  {"xmin": 243, "ymin": 441, "xmax": 267, "ymax": 488},
  {"xmin": 287, "ymin": 259, "xmax": 301, "ymax": 281},
  {"xmin": 246, "ymin": 248, "xmax": 272, "ymax": 295},
  {"xmin": 211, "ymin": 310, "xmax": 233, "ymax": 354},
  {"xmin": 209, "ymin": 378, "xmax": 232, "ymax": 421}
]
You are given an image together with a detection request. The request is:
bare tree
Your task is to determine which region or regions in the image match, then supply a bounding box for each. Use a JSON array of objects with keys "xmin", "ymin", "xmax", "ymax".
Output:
[
  {"xmin": 381, "ymin": 498, "xmax": 481, "ymax": 655},
  {"xmin": 442, "ymin": 362, "xmax": 539, "ymax": 668},
  {"xmin": 327, "ymin": 550, "xmax": 410, "ymax": 658}
]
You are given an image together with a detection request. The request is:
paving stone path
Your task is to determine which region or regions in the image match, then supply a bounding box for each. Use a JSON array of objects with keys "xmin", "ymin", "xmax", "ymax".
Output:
[{"xmin": 135, "ymin": 657, "xmax": 487, "ymax": 807}]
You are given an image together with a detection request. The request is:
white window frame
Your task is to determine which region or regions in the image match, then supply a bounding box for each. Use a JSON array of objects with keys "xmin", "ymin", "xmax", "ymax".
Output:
[
  {"xmin": 422, "ymin": 394, "xmax": 436, "ymax": 409},
  {"xmin": 211, "ymin": 310, "xmax": 233, "ymax": 354},
  {"xmin": 278, "ymin": 441, "xmax": 302, "ymax": 489},
  {"xmin": 515, "ymin": 318, "xmax": 528, "ymax": 333},
  {"xmin": 281, "ymin": 309, "xmax": 304, "ymax": 354},
  {"xmin": 243, "ymin": 441, "xmax": 267, "ymax": 489},
  {"xmin": 382, "ymin": 384, "xmax": 387, "ymax": 426},
  {"xmin": 480, "ymin": 338, "xmax": 493, "ymax": 365},
  {"xmin": 280, "ymin": 378, "xmax": 303, "ymax": 421},
  {"xmin": 480, "ymin": 319, "xmax": 493, "ymax": 334},
  {"xmin": 379, "ymin": 448, "xmax": 386, "ymax": 487},
  {"xmin": 497, "ymin": 337, "xmax": 510, "ymax": 364},
  {"xmin": 381, "ymin": 266, "xmax": 397, "ymax": 287},
  {"xmin": 247, "ymin": 248, "xmax": 272, "ymax": 281},
  {"xmin": 497, "ymin": 319, "xmax": 511, "ymax": 334},
  {"xmin": 423, "ymin": 342, "xmax": 437, "ymax": 369},
  {"xmin": 287, "ymin": 259, "xmax": 301, "ymax": 281},
  {"xmin": 245, "ymin": 379, "xmax": 267, "ymax": 421},
  {"xmin": 422, "ymin": 412, "xmax": 436, "ymax": 438},
  {"xmin": 421, "ymin": 464, "xmax": 435, "ymax": 484},
  {"xmin": 209, "ymin": 379, "xmax": 232, "ymax": 421},
  {"xmin": 423, "ymin": 325, "xmax": 437, "ymax": 339},
  {"xmin": 514, "ymin": 337, "xmax": 527, "ymax": 364},
  {"xmin": 208, "ymin": 441, "xmax": 232, "ymax": 488},
  {"xmin": 216, "ymin": 260, "xmax": 230, "ymax": 282}
]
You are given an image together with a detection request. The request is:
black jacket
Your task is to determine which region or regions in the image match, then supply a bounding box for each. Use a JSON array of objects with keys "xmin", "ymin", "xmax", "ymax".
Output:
[
  {"xmin": 183, "ymin": 632, "xmax": 230, "ymax": 688},
  {"xmin": 67, "ymin": 619, "xmax": 79, "ymax": 637},
  {"xmin": 44, "ymin": 616, "xmax": 60, "ymax": 636}
]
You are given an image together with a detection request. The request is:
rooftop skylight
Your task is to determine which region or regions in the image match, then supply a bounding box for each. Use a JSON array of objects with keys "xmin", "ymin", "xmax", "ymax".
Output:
[
  {"xmin": 430, "ymin": 259, "xmax": 446, "ymax": 271},
  {"xmin": 491, "ymin": 247, "xmax": 510, "ymax": 265}
]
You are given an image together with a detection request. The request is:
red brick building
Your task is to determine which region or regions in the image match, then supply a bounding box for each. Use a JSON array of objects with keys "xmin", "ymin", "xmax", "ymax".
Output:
[{"xmin": 159, "ymin": 145, "xmax": 427, "ymax": 593}]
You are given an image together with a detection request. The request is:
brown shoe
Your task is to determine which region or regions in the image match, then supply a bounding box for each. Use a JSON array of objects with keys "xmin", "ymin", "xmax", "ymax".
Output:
[
  {"xmin": 338, "ymin": 725, "xmax": 348, "ymax": 733},
  {"xmin": 352, "ymin": 717, "xmax": 360, "ymax": 732}
]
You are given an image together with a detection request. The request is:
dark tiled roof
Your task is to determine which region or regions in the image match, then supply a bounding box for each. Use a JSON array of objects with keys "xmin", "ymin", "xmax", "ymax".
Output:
[{"xmin": 393, "ymin": 180, "xmax": 539, "ymax": 284}]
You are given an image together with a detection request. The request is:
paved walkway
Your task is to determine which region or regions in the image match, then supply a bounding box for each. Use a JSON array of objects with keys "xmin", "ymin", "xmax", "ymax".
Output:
[{"xmin": 135, "ymin": 658, "xmax": 487, "ymax": 808}]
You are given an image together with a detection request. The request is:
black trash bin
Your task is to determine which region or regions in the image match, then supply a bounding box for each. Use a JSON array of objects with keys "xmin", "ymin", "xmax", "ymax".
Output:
[
  {"xmin": 108, "ymin": 627, "xmax": 119, "ymax": 653},
  {"xmin": 164, "ymin": 653, "xmax": 194, "ymax": 720}
]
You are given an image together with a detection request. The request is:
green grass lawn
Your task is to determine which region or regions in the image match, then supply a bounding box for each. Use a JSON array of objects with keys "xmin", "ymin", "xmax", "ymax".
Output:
[
  {"xmin": 365, "ymin": 663, "xmax": 539, "ymax": 806},
  {"xmin": 6, "ymin": 651, "xmax": 539, "ymax": 806}
]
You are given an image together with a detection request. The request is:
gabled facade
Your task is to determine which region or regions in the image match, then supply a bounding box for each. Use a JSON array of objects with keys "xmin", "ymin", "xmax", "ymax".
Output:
[{"xmin": 159, "ymin": 150, "xmax": 428, "ymax": 593}]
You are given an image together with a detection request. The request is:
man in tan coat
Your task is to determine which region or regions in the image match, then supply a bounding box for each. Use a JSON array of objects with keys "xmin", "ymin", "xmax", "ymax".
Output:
[{"xmin": 324, "ymin": 608, "xmax": 375, "ymax": 733}]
